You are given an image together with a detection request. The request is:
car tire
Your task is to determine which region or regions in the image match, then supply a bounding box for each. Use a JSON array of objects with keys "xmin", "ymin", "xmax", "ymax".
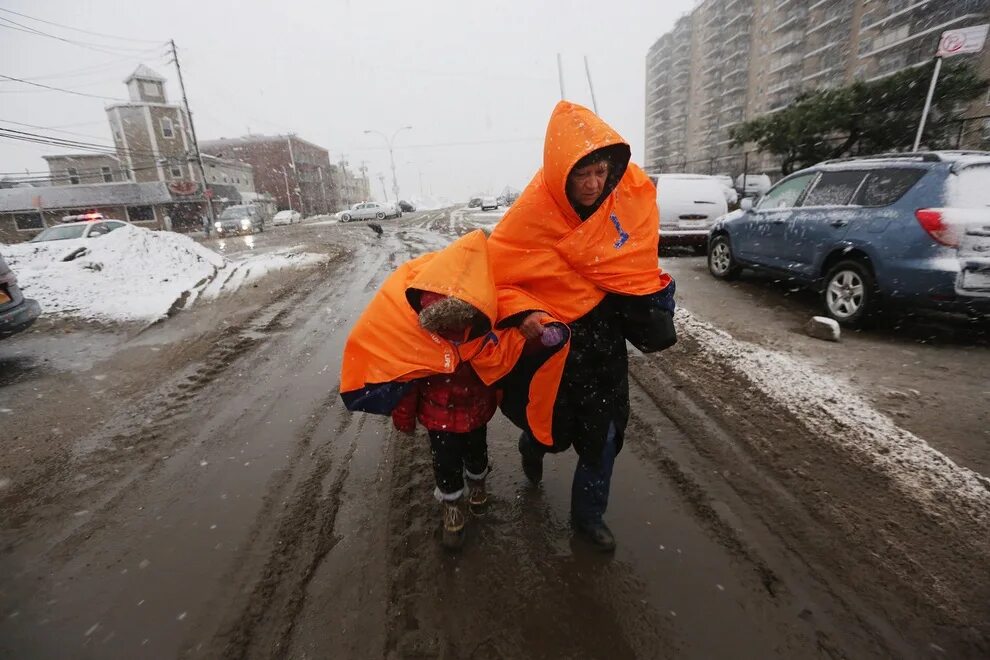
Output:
[
  {"xmin": 376, "ymin": 212, "xmax": 386, "ymax": 220},
  {"xmin": 708, "ymin": 234, "xmax": 740, "ymax": 280},
  {"xmin": 341, "ymin": 214, "xmax": 350, "ymax": 223},
  {"xmin": 823, "ymin": 259, "xmax": 879, "ymax": 328}
]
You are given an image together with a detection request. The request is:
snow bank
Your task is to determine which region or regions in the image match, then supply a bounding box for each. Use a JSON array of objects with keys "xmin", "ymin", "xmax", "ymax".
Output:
[
  {"xmin": 676, "ymin": 309, "xmax": 990, "ymax": 523},
  {"xmin": 1, "ymin": 226, "xmax": 327, "ymax": 324},
  {"xmin": 410, "ymin": 195, "xmax": 454, "ymax": 211},
  {"xmin": 2, "ymin": 226, "xmax": 224, "ymax": 323}
]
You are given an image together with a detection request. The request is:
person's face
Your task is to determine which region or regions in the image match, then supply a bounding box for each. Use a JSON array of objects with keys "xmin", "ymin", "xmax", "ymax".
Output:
[{"xmin": 567, "ymin": 160, "xmax": 610, "ymax": 208}]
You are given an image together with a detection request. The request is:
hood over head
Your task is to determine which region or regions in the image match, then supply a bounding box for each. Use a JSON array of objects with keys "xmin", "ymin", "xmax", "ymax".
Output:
[
  {"xmin": 404, "ymin": 229, "xmax": 497, "ymax": 340},
  {"xmin": 542, "ymin": 101, "xmax": 631, "ymax": 222}
]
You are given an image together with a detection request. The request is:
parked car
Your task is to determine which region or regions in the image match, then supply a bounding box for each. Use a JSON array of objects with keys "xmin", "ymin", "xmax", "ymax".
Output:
[
  {"xmin": 215, "ymin": 204, "xmax": 265, "ymax": 235},
  {"xmin": 708, "ymin": 152, "xmax": 990, "ymax": 326},
  {"xmin": 468, "ymin": 197, "xmax": 482, "ymax": 208},
  {"xmin": 390, "ymin": 201, "xmax": 403, "ymax": 218},
  {"xmin": 0, "ymin": 253, "xmax": 41, "ymax": 339},
  {"xmin": 481, "ymin": 196, "xmax": 498, "ymax": 211},
  {"xmin": 655, "ymin": 174, "xmax": 728, "ymax": 253},
  {"xmin": 398, "ymin": 200, "xmax": 416, "ymax": 212},
  {"xmin": 272, "ymin": 209, "xmax": 302, "ymax": 226},
  {"xmin": 340, "ymin": 202, "xmax": 390, "ymax": 223},
  {"xmin": 735, "ymin": 173, "xmax": 772, "ymax": 198},
  {"xmin": 30, "ymin": 218, "xmax": 129, "ymax": 242}
]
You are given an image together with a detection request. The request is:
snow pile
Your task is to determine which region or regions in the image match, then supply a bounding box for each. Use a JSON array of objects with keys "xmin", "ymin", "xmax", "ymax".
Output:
[
  {"xmin": 2, "ymin": 226, "xmax": 225, "ymax": 323},
  {"xmin": 676, "ymin": 309, "xmax": 990, "ymax": 524},
  {"xmin": 195, "ymin": 250, "xmax": 326, "ymax": 303}
]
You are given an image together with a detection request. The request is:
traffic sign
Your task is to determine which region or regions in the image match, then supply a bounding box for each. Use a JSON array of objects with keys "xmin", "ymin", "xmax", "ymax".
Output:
[{"xmin": 937, "ymin": 24, "xmax": 988, "ymax": 58}]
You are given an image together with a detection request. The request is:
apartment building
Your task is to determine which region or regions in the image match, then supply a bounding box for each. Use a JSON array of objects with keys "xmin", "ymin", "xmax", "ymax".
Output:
[
  {"xmin": 200, "ymin": 135, "xmax": 335, "ymax": 215},
  {"xmin": 646, "ymin": 0, "xmax": 990, "ymax": 178}
]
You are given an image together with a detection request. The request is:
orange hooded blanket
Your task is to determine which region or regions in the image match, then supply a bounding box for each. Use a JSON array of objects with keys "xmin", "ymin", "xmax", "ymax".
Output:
[
  {"xmin": 340, "ymin": 230, "xmax": 523, "ymax": 415},
  {"xmin": 487, "ymin": 101, "xmax": 672, "ymax": 446}
]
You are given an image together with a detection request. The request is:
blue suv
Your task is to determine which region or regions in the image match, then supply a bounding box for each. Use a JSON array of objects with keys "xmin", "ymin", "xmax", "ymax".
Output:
[{"xmin": 708, "ymin": 152, "xmax": 990, "ymax": 326}]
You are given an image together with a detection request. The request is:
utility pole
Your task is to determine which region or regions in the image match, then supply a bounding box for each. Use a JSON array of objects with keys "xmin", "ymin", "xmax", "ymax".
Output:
[
  {"xmin": 283, "ymin": 167, "xmax": 293, "ymax": 210},
  {"xmin": 378, "ymin": 173, "xmax": 388, "ymax": 202},
  {"xmin": 168, "ymin": 40, "xmax": 214, "ymax": 224},
  {"xmin": 557, "ymin": 53, "xmax": 566, "ymax": 100}
]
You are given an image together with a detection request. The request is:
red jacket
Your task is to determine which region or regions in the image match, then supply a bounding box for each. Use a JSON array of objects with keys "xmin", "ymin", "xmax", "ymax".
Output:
[{"xmin": 391, "ymin": 361, "xmax": 497, "ymax": 434}]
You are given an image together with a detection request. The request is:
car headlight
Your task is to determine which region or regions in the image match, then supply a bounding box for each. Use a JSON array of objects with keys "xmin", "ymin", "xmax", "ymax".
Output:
[
  {"xmin": 214, "ymin": 222, "xmax": 222, "ymax": 230},
  {"xmin": 240, "ymin": 219, "xmax": 251, "ymax": 228}
]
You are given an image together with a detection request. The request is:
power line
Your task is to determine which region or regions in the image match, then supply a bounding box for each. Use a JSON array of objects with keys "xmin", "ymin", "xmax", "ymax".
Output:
[
  {"xmin": 0, "ymin": 126, "xmax": 170, "ymax": 160},
  {"xmin": 0, "ymin": 7, "xmax": 164, "ymax": 44},
  {"xmin": 0, "ymin": 17, "xmax": 167, "ymax": 59},
  {"xmin": 0, "ymin": 118, "xmax": 111, "ymax": 141},
  {"xmin": 0, "ymin": 73, "xmax": 130, "ymax": 102}
]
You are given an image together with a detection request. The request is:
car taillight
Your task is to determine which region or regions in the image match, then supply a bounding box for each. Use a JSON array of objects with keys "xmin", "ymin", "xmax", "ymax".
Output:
[{"xmin": 915, "ymin": 209, "xmax": 957, "ymax": 247}]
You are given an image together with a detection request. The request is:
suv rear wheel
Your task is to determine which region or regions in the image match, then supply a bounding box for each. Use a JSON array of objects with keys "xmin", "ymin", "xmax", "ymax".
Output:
[
  {"xmin": 823, "ymin": 259, "xmax": 878, "ymax": 327},
  {"xmin": 708, "ymin": 235, "xmax": 740, "ymax": 280}
]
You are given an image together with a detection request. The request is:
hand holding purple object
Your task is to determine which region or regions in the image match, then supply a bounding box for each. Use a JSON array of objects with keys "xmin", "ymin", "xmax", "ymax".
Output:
[{"xmin": 540, "ymin": 323, "xmax": 566, "ymax": 347}]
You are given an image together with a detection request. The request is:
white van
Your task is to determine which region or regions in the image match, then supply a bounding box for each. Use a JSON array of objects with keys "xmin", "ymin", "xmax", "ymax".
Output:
[
  {"xmin": 655, "ymin": 174, "xmax": 728, "ymax": 253},
  {"xmin": 735, "ymin": 173, "xmax": 772, "ymax": 197}
]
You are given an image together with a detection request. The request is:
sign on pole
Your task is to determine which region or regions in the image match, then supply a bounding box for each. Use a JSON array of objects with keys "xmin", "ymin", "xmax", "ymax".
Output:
[
  {"xmin": 937, "ymin": 24, "xmax": 989, "ymax": 58},
  {"xmin": 913, "ymin": 24, "xmax": 989, "ymax": 151}
]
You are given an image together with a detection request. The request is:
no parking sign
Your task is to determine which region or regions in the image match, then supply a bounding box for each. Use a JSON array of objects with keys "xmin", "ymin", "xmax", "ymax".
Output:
[{"xmin": 937, "ymin": 24, "xmax": 988, "ymax": 58}]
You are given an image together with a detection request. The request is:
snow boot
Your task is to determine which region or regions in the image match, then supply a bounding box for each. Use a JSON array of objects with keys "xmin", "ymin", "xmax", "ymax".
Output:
[
  {"xmin": 518, "ymin": 433, "xmax": 544, "ymax": 485},
  {"xmin": 573, "ymin": 518, "xmax": 616, "ymax": 553},
  {"xmin": 466, "ymin": 476, "xmax": 488, "ymax": 515},
  {"xmin": 441, "ymin": 498, "xmax": 466, "ymax": 551}
]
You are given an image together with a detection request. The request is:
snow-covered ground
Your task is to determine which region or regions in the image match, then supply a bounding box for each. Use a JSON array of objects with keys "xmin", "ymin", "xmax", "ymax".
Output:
[
  {"xmin": 1, "ymin": 226, "xmax": 324, "ymax": 324},
  {"xmin": 676, "ymin": 308, "xmax": 990, "ymax": 524}
]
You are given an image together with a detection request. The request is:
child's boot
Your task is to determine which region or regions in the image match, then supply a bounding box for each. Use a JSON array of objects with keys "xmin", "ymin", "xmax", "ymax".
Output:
[
  {"xmin": 466, "ymin": 475, "xmax": 488, "ymax": 515},
  {"xmin": 441, "ymin": 497, "xmax": 466, "ymax": 550}
]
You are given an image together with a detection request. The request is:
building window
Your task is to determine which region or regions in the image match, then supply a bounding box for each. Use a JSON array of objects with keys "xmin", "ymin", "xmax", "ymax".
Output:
[
  {"xmin": 127, "ymin": 205, "xmax": 155, "ymax": 222},
  {"xmin": 101, "ymin": 166, "xmax": 113, "ymax": 183},
  {"xmin": 982, "ymin": 119, "xmax": 990, "ymax": 141},
  {"xmin": 985, "ymin": 87, "xmax": 990, "ymax": 106},
  {"xmin": 170, "ymin": 165, "xmax": 183, "ymax": 179},
  {"xmin": 142, "ymin": 81, "xmax": 160, "ymax": 97},
  {"xmin": 13, "ymin": 212, "xmax": 44, "ymax": 230},
  {"xmin": 161, "ymin": 117, "xmax": 175, "ymax": 139},
  {"xmin": 67, "ymin": 168, "xmax": 80, "ymax": 184}
]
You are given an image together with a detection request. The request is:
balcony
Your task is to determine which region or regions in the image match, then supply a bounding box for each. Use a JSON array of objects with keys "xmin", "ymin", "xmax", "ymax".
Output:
[
  {"xmin": 767, "ymin": 79, "xmax": 795, "ymax": 95},
  {"xmin": 804, "ymin": 40, "xmax": 840, "ymax": 59},
  {"xmin": 773, "ymin": 12, "xmax": 806, "ymax": 33},
  {"xmin": 723, "ymin": 30, "xmax": 750, "ymax": 47},
  {"xmin": 806, "ymin": 13, "xmax": 844, "ymax": 36},
  {"xmin": 769, "ymin": 54, "xmax": 802, "ymax": 74},
  {"xmin": 774, "ymin": 0, "xmax": 799, "ymax": 10},
  {"xmin": 770, "ymin": 34, "xmax": 802, "ymax": 54},
  {"xmin": 725, "ymin": 12, "xmax": 749, "ymax": 29},
  {"xmin": 803, "ymin": 66, "xmax": 837, "ymax": 82}
]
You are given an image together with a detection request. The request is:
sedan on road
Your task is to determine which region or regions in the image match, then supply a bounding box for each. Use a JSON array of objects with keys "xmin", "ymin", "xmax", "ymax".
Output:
[
  {"xmin": 340, "ymin": 202, "xmax": 390, "ymax": 223},
  {"xmin": 272, "ymin": 210, "xmax": 302, "ymax": 226},
  {"xmin": 481, "ymin": 196, "xmax": 498, "ymax": 211},
  {"xmin": 708, "ymin": 152, "xmax": 990, "ymax": 326},
  {"xmin": 0, "ymin": 253, "xmax": 41, "ymax": 339}
]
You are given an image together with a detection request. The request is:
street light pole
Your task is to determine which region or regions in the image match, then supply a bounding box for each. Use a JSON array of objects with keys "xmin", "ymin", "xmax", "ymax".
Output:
[{"xmin": 364, "ymin": 126, "xmax": 412, "ymax": 203}]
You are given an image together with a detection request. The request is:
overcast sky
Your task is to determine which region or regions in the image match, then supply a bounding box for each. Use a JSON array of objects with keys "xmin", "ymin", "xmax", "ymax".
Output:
[{"xmin": 1, "ymin": 0, "xmax": 696, "ymax": 202}]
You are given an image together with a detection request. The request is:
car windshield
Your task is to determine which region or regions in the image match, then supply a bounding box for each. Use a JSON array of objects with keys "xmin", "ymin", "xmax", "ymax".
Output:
[
  {"xmin": 31, "ymin": 225, "xmax": 87, "ymax": 241},
  {"xmin": 274, "ymin": 211, "xmax": 291, "ymax": 218},
  {"xmin": 220, "ymin": 206, "xmax": 254, "ymax": 219}
]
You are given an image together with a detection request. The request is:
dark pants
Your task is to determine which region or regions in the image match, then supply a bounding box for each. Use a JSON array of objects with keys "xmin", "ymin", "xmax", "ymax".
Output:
[
  {"xmin": 520, "ymin": 422, "xmax": 617, "ymax": 526},
  {"xmin": 428, "ymin": 427, "xmax": 489, "ymax": 499}
]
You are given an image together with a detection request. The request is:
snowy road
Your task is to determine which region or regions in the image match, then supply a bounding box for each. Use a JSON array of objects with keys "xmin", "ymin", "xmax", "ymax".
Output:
[{"xmin": 1, "ymin": 209, "xmax": 988, "ymax": 658}]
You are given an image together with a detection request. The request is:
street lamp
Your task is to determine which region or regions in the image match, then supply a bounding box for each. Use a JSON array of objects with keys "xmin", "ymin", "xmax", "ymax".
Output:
[{"xmin": 364, "ymin": 125, "xmax": 412, "ymax": 203}]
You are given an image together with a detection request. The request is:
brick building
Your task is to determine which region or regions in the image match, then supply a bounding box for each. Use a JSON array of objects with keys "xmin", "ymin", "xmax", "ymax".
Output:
[
  {"xmin": 200, "ymin": 135, "xmax": 336, "ymax": 215},
  {"xmin": 42, "ymin": 154, "xmax": 127, "ymax": 186}
]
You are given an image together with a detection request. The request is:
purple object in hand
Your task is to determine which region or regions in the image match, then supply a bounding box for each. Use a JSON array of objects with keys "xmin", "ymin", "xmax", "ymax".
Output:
[{"xmin": 540, "ymin": 323, "xmax": 566, "ymax": 347}]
